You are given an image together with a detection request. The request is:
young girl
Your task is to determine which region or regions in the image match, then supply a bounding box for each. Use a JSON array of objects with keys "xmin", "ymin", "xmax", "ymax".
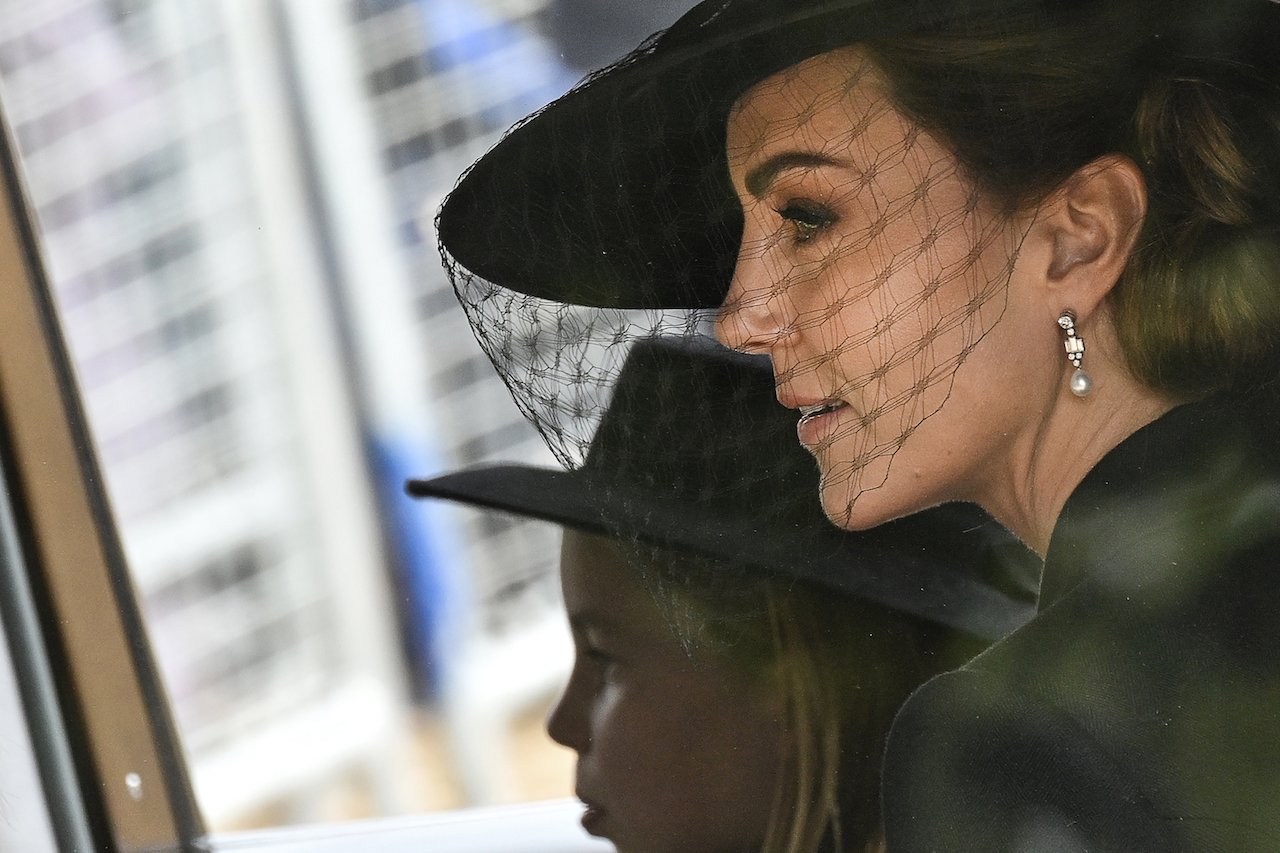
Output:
[{"xmin": 410, "ymin": 337, "xmax": 1035, "ymax": 852}]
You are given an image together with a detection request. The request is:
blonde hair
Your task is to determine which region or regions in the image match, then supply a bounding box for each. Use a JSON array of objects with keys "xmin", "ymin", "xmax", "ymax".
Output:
[{"xmin": 640, "ymin": 549, "xmax": 978, "ymax": 853}]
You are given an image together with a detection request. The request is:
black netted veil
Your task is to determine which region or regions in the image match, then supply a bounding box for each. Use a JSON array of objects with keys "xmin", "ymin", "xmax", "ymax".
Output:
[
  {"xmin": 438, "ymin": 0, "xmax": 1279, "ymax": 489},
  {"xmin": 437, "ymin": 0, "xmax": 1280, "ymax": 532},
  {"xmin": 437, "ymin": 0, "xmax": 1031, "ymax": 525},
  {"xmin": 439, "ymin": 0, "xmax": 1280, "ymax": 525}
]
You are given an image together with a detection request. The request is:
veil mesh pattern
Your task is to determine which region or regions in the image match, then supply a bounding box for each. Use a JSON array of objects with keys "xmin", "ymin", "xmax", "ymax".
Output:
[{"xmin": 438, "ymin": 33, "xmax": 1031, "ymax": 526}]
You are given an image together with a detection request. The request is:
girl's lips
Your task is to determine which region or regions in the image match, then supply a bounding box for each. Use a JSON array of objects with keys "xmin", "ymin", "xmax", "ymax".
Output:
[
  {"xmin": 797, "ymin": 401, "xmax": 850, "ymax": 447},
  {"xmin": 580, "ymin": 801, "xmax": 606, "ymax": 836}
]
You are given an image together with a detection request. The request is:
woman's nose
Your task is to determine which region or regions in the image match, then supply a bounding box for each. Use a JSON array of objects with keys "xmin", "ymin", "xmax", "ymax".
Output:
[{"xmin": 715, "ymin": 244, "xmax": 790, "ymax": 354}]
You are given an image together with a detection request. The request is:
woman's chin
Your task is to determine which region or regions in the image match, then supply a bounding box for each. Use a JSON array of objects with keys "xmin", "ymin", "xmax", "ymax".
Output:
[
  {"xmin": 817, "ymin": 457, "xmax": 914, "ymax": 531},
  {"xmin": 819, "ymin": 479, "xmax": 894, "ymax": 531}
]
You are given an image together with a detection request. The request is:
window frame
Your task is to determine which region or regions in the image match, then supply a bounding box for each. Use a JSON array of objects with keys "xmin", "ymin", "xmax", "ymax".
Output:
[{"xmin": 0, "ymin": 103, "xmax": 203, "ymax": 851}]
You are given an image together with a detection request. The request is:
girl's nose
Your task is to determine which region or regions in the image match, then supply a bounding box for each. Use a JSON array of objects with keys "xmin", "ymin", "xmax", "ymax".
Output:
[{"xmin": 545, "ymin": 673, "xmax": 590, "ymax": 753}]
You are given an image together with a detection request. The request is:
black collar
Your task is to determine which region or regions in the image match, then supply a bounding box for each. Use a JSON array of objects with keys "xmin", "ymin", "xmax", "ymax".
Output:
[{"xmin": 1039, "ymin": 392, "xmax": 1279, "ymax": 610}]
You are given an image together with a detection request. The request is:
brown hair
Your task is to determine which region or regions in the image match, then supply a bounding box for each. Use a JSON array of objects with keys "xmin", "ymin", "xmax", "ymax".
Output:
[
  {"xmin": 863, "ymin": 1, "xmax": 1280, "ymax": 397},
  {"xmin": 642, "ymin": 549, "xmax": 980, "ymax": 853}
]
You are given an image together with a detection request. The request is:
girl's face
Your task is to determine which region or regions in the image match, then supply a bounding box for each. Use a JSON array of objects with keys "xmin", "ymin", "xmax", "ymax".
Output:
[
  {"xmin": 548, "ymin": 530, "xmax": 786, "ymax": 853},
  {"xmin": 717, "ymin": 47, "xmax": 1047, "ymax": 530}
]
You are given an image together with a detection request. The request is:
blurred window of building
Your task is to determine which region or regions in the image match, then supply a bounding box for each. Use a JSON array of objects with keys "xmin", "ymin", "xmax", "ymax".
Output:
[{"xmin": 0, "ymin": 0, "xmax": 689, "ymax": 838}]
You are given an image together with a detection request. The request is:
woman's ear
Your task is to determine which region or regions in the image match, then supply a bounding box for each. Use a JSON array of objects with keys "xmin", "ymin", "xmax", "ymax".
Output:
[{"xmin": 1037, "ymin": 154, "xmax": 1147, "ymax": 320}]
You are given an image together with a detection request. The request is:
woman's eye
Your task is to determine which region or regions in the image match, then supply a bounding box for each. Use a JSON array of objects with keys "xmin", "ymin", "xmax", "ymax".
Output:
[{"xmin": 774, "ymin": 200, "xmax": 836, "ymax": 244}]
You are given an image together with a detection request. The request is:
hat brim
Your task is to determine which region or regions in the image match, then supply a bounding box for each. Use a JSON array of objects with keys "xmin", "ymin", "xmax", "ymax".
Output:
[
  {"xmin": 436, "ymin": 0, "xmax": 977, "ymax": 309},
  {"xmin": 408, "ymin": 464, "xmax": 1035, "ymax": 642}
]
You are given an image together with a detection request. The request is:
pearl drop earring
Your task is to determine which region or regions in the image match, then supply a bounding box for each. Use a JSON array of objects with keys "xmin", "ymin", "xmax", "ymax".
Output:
[{"xmin": 1057, "ymin": 311, "xmax": 1092, "ymax": 397}]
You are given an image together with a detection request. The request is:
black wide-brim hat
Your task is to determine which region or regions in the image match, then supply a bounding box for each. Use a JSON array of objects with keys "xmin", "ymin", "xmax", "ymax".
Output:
[
  {"xmin": 437, "ymin": 0, "xmax": 1272, "ymax": 310},
  {"xmin": 438, "ymin": 0, "xmax": 948, "ymax": 309},
  {"xmin": 409, "ymin": 337, "xmax": 1037, "ymax": 641}
]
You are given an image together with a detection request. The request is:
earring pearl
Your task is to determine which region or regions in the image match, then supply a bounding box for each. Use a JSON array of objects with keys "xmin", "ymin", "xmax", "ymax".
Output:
[{"xmin": 1070, "ymin": 367, "xmax": 1093, "ymax": 397}]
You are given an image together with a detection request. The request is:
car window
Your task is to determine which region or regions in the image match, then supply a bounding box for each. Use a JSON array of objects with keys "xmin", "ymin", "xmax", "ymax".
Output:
[{"xmin": 0, "ymin": 0, "xmax": 690, "ymax": 847}]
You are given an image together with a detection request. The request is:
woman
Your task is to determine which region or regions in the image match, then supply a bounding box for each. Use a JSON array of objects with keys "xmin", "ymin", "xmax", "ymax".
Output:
[
  {"xmin": 434, "ymin": 0, "xmax": 1280, "ymax": 848},
  {"xmin": 410, "ymin": 337, "xmax": 1036, "ymax": 852}
]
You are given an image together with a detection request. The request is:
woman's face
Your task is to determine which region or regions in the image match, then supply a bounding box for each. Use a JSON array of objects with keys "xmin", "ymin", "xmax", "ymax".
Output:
[
  {"xmin": 548, "ymin": 530, "xmax": 786, "ymax": 853},
  {"xmin": 717, "ymin": 47, "xmax": 1044, "ymax": 530}
]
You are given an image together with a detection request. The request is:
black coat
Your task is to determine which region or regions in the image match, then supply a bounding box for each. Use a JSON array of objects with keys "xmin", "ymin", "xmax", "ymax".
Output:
[{"xmin": 882, "ymin": 392, "xmax": 1280, "ymax": 852}]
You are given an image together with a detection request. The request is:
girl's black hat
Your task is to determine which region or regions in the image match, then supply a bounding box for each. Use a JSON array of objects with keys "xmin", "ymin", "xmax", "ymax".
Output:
[{"xmin": 408, "ymin": 337, "xmax": 1038, "ymax": 641}]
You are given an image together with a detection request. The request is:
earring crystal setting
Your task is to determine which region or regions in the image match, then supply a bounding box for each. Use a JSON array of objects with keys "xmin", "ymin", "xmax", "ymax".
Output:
[{"xmin": 1057, "ymin": 311, "xmax": 1092, "ymax": 397}]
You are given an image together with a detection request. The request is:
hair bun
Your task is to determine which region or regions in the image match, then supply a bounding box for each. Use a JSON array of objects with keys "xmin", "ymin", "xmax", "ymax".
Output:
[
  {"xmin": 1134, "ymin": 64, "xmax": 1280, "ymax": 233},
  {"xmin": 1133, "ymin": 0, "xmax": 1280, "ymax": 229},
  {"xmin": 1117, "ymin": 27, "xmax": 1280, "ymax": 397}
]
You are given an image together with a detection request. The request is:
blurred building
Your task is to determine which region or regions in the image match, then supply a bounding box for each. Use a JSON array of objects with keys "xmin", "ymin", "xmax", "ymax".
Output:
[
  {"xmin": 0, "ymin": 0, "xmax": 416, "ymax": 826},
  {"xmin": 0, "ymin": 0, "xmax": 695, "ymax": 829}
]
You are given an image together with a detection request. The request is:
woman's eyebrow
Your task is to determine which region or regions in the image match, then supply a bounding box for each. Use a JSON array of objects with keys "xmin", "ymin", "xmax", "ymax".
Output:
[{"xmin": 744, "ymin": 151, "xmax": 843, "ymax": 198}]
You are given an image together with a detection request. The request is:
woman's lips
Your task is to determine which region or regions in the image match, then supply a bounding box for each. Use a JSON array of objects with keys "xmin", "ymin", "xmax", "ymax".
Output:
[{"xmin": 796, "ymin": 401, "xmax": 850, "ymax": 447}]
